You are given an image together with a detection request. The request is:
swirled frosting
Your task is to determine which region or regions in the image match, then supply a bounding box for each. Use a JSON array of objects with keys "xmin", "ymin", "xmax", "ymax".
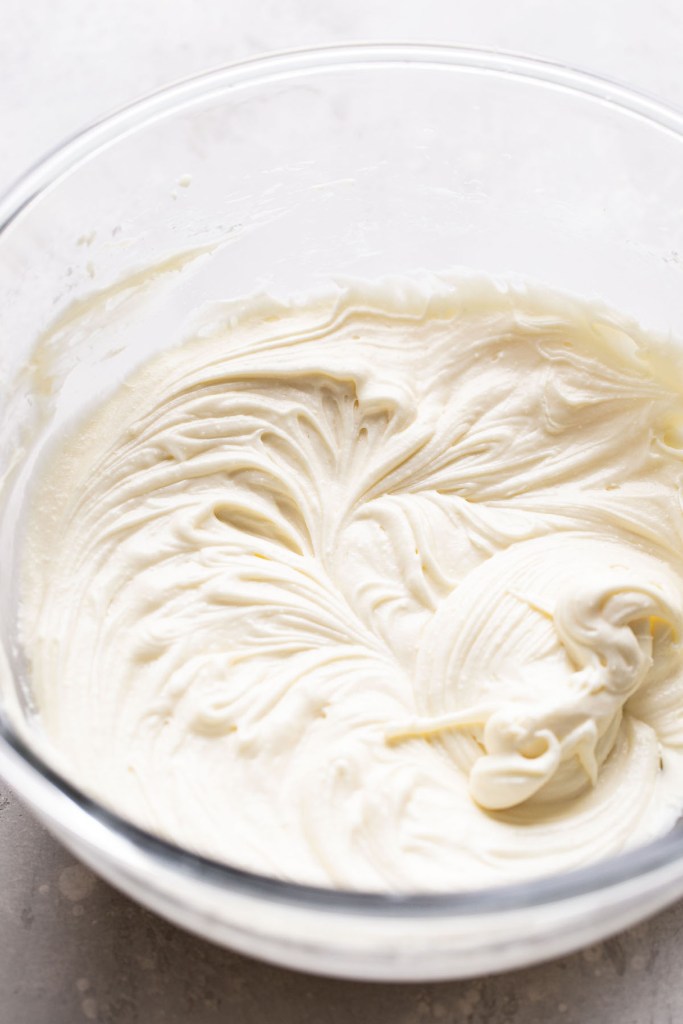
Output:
[{"xmin": 20, "ymin": 273, "xmax": 683, "ymax": 890}]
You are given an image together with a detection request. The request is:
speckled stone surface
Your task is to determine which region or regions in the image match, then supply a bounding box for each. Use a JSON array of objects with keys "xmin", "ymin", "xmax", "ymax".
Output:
[
  {"xmin": 2, "ymin": 2, "xmax": 683, "ymax": 1021},
  {"xmin": 3, "ymin": 791, "xmax": 683, "ymax": 1024}
]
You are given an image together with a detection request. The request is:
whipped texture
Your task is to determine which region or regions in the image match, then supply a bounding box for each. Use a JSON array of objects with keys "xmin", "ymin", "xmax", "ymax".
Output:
[{"xmin": 20, "ymin": 273, "xmax": 683, "ymax": 890}]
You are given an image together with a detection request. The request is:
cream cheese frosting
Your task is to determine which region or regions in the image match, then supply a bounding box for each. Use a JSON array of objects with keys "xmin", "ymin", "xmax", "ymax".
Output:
[{"xmin": 19, "ymin": 273, "xmax": 683, "ymax": 890}]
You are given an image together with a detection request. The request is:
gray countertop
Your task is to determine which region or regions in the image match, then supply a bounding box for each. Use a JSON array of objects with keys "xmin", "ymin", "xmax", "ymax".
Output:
[
  {"xmin": 2, "ymin": 784, "xmax": 682, "ymax": 1024},
  {"xmin": 3, "ymin": 2, "xmax": 683, "ymax": 1021}
]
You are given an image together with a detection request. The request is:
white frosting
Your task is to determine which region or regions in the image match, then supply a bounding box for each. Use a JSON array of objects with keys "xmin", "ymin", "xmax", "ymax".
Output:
[{"xmin": 20, "ymin": 273, "xmax": 683, "ymax": 890}]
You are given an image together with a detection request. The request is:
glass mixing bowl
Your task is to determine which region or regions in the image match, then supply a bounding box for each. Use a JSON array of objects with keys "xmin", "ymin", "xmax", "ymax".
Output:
[{"xmin": 1, "ymin": 44, "xmax": 683, "ymax": 982}]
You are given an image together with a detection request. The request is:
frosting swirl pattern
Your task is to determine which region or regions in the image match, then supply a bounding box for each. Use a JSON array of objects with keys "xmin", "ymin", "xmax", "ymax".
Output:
[{"xmin": 20, "ymin": 274, "xmax": 683, "ymax": 890}]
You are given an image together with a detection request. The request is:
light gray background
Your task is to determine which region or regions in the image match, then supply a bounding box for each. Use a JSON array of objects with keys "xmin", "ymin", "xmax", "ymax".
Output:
[{"xmin": 2, "ymin": 2, "xmax": 683, "ymax": 1021}]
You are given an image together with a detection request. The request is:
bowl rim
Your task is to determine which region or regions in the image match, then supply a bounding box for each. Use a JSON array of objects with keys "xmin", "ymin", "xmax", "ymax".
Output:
[
  {"xmin": 3, "ymin": 42, "xmax": 683, "ymax": 917},
  {"xmin": 2, "ymin": 41, "xmax": 683, "ymax": 238}
]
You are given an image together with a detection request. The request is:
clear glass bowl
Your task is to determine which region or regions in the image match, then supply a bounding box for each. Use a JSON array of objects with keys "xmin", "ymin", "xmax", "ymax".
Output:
[{"xmin": 1, "ymin": 44, "xmax": 683, "ymax": 982}]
